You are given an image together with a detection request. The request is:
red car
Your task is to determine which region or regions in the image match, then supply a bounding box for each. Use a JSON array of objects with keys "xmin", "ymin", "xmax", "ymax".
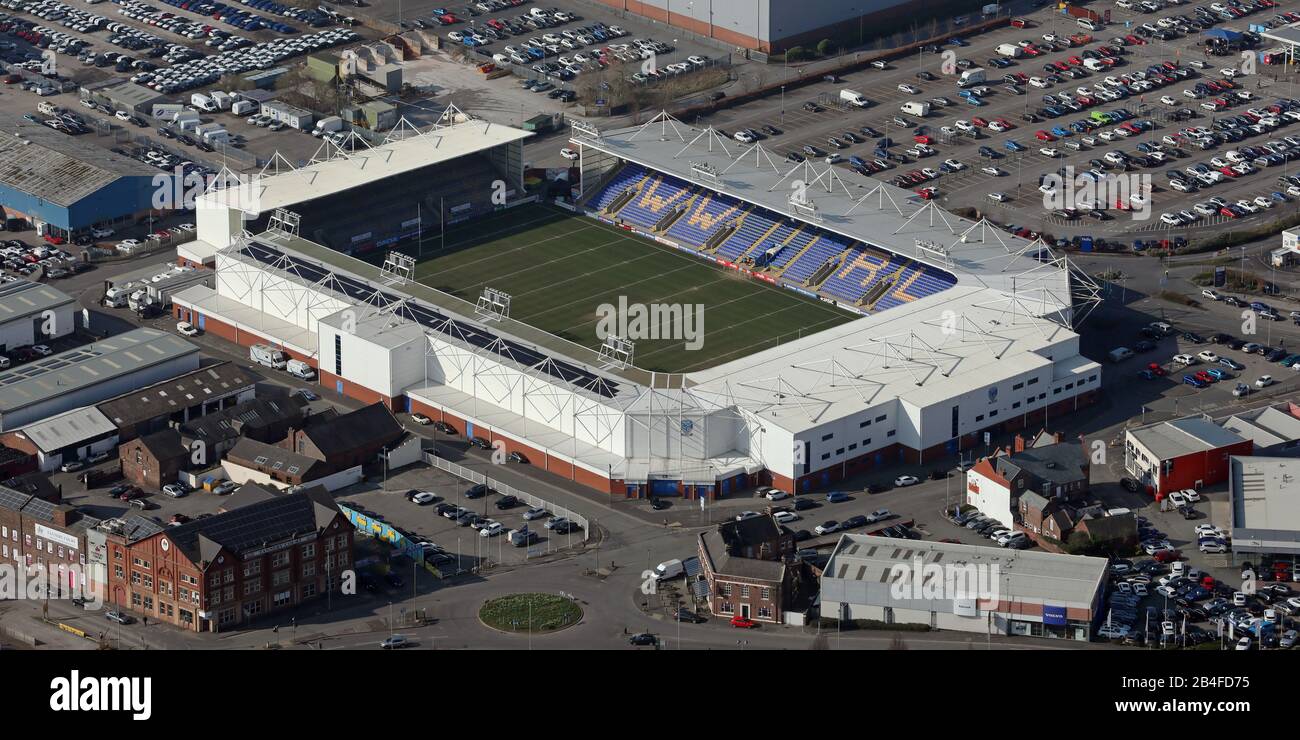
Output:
[
  {"xmin": 1153, "ymin": 549, "xmax": 1183, "ymax": 563},
  {"xmin": 1035, "ymin": 130, "xmax": 1055, "ymax": 141},
  {"xmin": 916, "ymin": 186, "xmax": 938, "ymax": 200},
  {"xmin": 1067, "ymin": 55, "xmax": 1084, "ymax": 66},
  {"xmin": 913, "ymin": 134, "xmax": 933, "ymax": 144},
  {"xmin": 1022, "ymin": 46, "xmax": 1040, "ymax": 56},
  {"xmin": 994, "ymin": 117, "xmax": 1014, "ymax": 129},
  {"xmin": 1218, "ymin": 166, "xmax": 1238, "ymax": 178},
  {"xmin": 970, "ymin": 117, "xmax": 989, "ymax": 127},
  {"xmin": 730, "ymin": 615, "xmax": 759, "ymax": 629},
  {"xmin": 1195, "ymin": 370, "xmax": 1216, "ymax": 384},
  {"xmin": 1147, "ymin": 363, "xmax": 1167, "ymax": 376}
]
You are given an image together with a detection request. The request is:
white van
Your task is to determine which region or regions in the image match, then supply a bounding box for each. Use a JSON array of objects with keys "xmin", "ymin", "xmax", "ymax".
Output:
[
  {"xmin": 250, "ymin": 343, "xmax": 288, "ymax": 370},
  {"xmin": 654, "ymin": 559, "xmax": 684, "ymax": 581},
  {"xmin": 286, "ymin": 359, "xmax": 315, "ymax": 380}
]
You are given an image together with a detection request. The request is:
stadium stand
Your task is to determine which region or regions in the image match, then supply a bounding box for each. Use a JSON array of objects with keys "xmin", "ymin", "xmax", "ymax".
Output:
[{"xmin": 586, "ymin": 162, "xmax": 958, "ymax": 311}]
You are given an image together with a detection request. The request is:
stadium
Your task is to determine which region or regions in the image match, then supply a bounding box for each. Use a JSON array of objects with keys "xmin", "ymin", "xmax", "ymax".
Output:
[{"xmin": 171, "ymin": 106, "xmax": 1103, "ymax": 499}]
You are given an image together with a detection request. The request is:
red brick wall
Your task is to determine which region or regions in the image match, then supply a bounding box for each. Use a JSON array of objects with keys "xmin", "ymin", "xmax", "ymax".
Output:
[{"xmin": 318, "ymin": 369, "xmax": 395, "ymax": 410}]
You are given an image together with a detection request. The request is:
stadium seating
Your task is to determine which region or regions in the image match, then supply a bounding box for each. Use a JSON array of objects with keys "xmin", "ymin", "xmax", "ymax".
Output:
[{"xmin": 584, "ymin": 163, "xmax": 957, "ymax": 312}]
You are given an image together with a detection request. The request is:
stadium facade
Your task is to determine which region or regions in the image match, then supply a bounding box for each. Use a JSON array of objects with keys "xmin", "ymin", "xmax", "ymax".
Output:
[{"xmin": 172, "ymin": 109, "xmax": 1102, "ymax": 500}]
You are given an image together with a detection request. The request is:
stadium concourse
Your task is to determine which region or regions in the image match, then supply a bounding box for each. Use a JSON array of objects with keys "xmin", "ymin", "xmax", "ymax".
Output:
[{"xmin": 167, "ymin": 108, "xmax": 1105, "ymax": 500}]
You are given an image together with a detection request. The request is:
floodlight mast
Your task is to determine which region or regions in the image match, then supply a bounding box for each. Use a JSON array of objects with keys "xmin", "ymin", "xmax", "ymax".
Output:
[{"xmin": 475, "ymin": 287, "xmax": 512, "ymax": 322}]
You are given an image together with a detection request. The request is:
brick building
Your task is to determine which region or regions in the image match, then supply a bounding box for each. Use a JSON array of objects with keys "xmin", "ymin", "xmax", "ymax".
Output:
[
  {"xmin": 697, "ymin": 514, "xmax": 800, "ymax": 624},
  {"xmin": 96, "ymin": 361, "xmax": 257, "ymax": 442},
  {"xmin": 1124, "ymin": 417, "xmax": 1254, "ymax": 496},
  {"xmin": 181, "ymin": 395, "xmax": 306, "ymax": 463},
  {"xmin": 0, "ymin": 485, "xmax": 98, "ymax": 594},
  {"xmin": 966, "ymin": 430, "xmax": 1091, "ymax": 530},
  {"xmin": 284, "ymin": 402, "xmax": 404, "ymax": 470},
  {"xmin": 225, "ymin": 437, "xmax": 332, "ymax": 486},
  {"xmin": 119, "ymin": 428, "xmax": 188, "ymax": 490},
  {"xmin": 98, "ymin": 486, "xmax": 352, "ymax": 632}
]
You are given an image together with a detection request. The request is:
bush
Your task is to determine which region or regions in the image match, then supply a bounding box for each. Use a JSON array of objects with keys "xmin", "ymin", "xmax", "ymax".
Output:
[
  {"xmin": 786, "ymin": 45, "xmax": 806, "ymax": 61},
  {"xmin": 816, "ymin": 38, "xmax": 833, "ymax": 56}
]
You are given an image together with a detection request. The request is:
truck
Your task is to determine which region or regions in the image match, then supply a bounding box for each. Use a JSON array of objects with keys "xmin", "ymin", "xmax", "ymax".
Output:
[
  {"xmin": 839, "ymin": 89, "xmax": 870, "ymax": 108},
  {"xmin": 250, "ymin": 343, "xmax": 288, "ymax": 370},
  {"xmin": 210, "ymin": 91, "xmax": 232, "ymax": 111},
  {"xmin": 995, "ymin": 43, "xmax": 1023, "ymax": 58},
  {"xmin": 231, "ymin": 99, "xmax": 258, "ymax": 116},
  {"xmin": 957, "ymin": 68, "xmax": 986, "ymax": 88},
  {"xmin": 312, "ymin": 115, "xmax": 343, "ymax": 137},
  {"xmin": 190, "ymin": 93, "xmax": 217, "ymax": 112},
  {"xmin": 653, "ymin": 559, "xmax": 684, "ymax": 581},
  {"xmin": 900, "ymin": 100, "xmax": 930, "ymax": 117},
  {"xmin": 1066, "ymin": 4, "xmax": 1103, "ymax": 22},
  {"xmin": 285, "ymin": 358, "xmax": 315, "ymax": 380},
  {"xmin": 127, "ymin": 289, "xmax": 152, "ymax": 312},
  {"xmin": 103, "ymin": 285, "xmax": 132, "ymax": 308}
]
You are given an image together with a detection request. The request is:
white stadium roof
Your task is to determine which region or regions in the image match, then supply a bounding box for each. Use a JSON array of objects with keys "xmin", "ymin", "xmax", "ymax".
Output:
[{"xmin": 197, "ymin": 113, "xmax": 532, "ymax": 215}]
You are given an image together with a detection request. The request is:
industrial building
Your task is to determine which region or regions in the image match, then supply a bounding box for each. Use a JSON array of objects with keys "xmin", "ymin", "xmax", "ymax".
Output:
[
  {"xmin": 1, "ymin": 406, "xmax": 119, "ymax": 472},
  {"xmin": 0, "ymin": 280, "xmax": 76, "ymax": 351},
  {"xmin": 0, "ymin": 113, "xmax": 159, "ymax": 237},
  {"xmin": 0, "ymin": 328, "xmax": 200, "ymax": 432},
  {"xmin": 1228, "ymin": 456, "xmax": 1300, "ymax": 576},
  {"xmin": 590, "ymin": 0, "xmax": 932, "ymax": 54},
  {"xmin": 95, "ymin": 361, "xmax": 257, "ymax": 442},
  {"xmin": 819, "ymin": 534, "xmax": 1109, "ymax": 640},
  {"xmin": 1124, "ymin": 417, "xmax": 1255, "ymax": 496}
]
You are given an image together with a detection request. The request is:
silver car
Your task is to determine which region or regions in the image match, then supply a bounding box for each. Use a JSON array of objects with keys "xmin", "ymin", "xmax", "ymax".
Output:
[{"xmin": 523, "ymin": 507, "xmax": 548, "ymax": 521}]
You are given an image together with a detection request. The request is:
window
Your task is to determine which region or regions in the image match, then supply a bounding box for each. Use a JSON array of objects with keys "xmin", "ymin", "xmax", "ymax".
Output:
[
  {"xmin": 761, "ymin": 587, "xmax": 771, "ymax": 600},
  {"xmin": 132, "ymin": 557, "xmax": 150, "ymax": 569},
  {"xmin": 875, "ymin": 415, "xmax": 886, "ymax": 423},
  {"xmin": 821, "ymin": 433, "xmax": 833, "ymax": 441},
  {"xmin": 989, "ymin": 410, "xmax": 998, "ymax": 418},
  {"xmin": 848, "ymin": 443, "xmax": 857, "ymax": 451},
  {"xmin": 131, "ymin": 592, "xmax": 141, "ymax": 607},
  {"xmin": 758, "ymin": 605, "xmax": 772, "ymax": 619},
  {"xmin": 1088, "ymin": 374, "xmax": 1097, "ymax": 383},
  {"xmin": 1065, "ymin": 382, "xmax": 1074, "ymax": 390},
  {"xmin": 1013, "ymin": 402, "xmax": 1021, "ymax": 409},
  {"xmin": 114, "ymin": 565, "xmax": 124, "ymax": 579},
  {"xmin": 719, "ymin": 601, "xmax": 733, "ymax": 614},
  {"xmin": 243, "ymin": 581, "xmax": 262, "ymax": 596},
  {"xmin": 835, "ymin": 448, "xmax": 844, "ymax": 455},
  {"xmin": 218, "ymin": 609, "xmax": 236, "ymax": 626},
  {"xmin": 887, "ymin": 430, "xmax": 895, "ymax": 438},
  {"xmin": 303, "ymin": 562, "xmax": 315, "ymax": 578},
  {"xmin": 976, "ymin": 415, "xmax": 984, "ymax": 422},
  {"xmin": 302, "ymin": 582, "xmax": 317, "ymax": 599},
  {"xmin": 859, "ymin": 420, "xmax": 870, "ymax": 428},
  {"xmin": 301, "ymin": 543, "xmax": 315, "ymax": 558},
  {"xmin": 1038, "ymin": 393, "xmax": 1046, "ymax": 400},
  {"xmin": 722, "ymin": 583, "xmax": 732, "ymax": 597},
  {"xmin": 862, "ymin": 438, "xmax": 871, "ymax": 446},
  {"xmin": 1053, "ymin": 387, "xmax": 1062, "ymax": 395},
  {"xmin": 334, "ymin": 334, "xmax": 343, "ymax": 376},
  {"xmin": 272, "ymin": 569, "xmax": 290, "ymax": 587},
  {"xmin": 1012, "ymin": 382, "xmax": 1024, "ymax": 390},
  {"xmin": 243, "ymin": 559, "xmax": 263, "ymax": 577},
  {"xmin": 273, "ymin": 590, "xmax": 292, "ymax": 608},
  {"xmin": 271, "ymin": 551, "xmax": 290, "ymax": 568},
  {"xmin": 740, "ymin": 584, "xmax": 750, "ymax": 598},
  {"xmin": 820, "ymin": 453, "xmax": 830, "ymax": 461},
  {"xmin": 1028, "ymin": 378, "xmax": 1039, "ymax": 385}
]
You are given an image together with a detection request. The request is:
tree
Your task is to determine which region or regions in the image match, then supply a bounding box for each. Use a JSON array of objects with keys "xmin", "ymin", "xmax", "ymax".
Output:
[
  {"xmin": 786, "ymin": 45, "xmax": 805, "ymax": 62},
  {"xmin": 816, "ymin": 38, "xmax": 833, "ymax": 57}
]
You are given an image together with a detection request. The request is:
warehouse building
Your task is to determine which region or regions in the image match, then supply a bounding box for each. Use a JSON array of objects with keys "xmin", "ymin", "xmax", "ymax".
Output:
[
  {"xmin": 820, "ymin": 535, "xmax": 1108, "ymax": 640},
  {"xmin": 0, "ymin": 280, "xmax": 76, "ymax": 352},
  {"xmin": 591, "ymin": 0, "xmax": 944, "ymax": 54},
  {"xmin": 0, "ymin": 113, "xmax": 159, "ymax": 238},
  {"xmin": 1, "ymin": 406, "xmax": 119, "ymax": 472},
  {"xmin": 1124, "ymin": 417, "xmax": 1254, "ymax": 496},
  {"xmin": 0, "ymin": 328, "xmax": 200, "ymax": 431},
  {"xmin": 96, "ymin": 361, "xmax": 257, "ymax": 442},
  {"xmin": 1228, "ymin": 456, "xmax": 1300, "ymax": 577}
]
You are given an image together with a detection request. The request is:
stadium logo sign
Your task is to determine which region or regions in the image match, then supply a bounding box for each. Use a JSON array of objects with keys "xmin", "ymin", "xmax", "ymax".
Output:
[
  {"xmin": 595, "ymin": 296, "xmax": 704, "ymax": 351},
  {"xmin": 887, "ymin": 556, "xmax": 1001, "ymax": 603},
  {"xmin": 1039, "ymin": 167, "xmax": 1151, "ymax": 221},
  {"xmin": 49, "ymin": 671, "xmax": 152, "ymax": 721},
  {"xmin": 151, "ymin": 167, "xmax": 263, "ymax": 219}
]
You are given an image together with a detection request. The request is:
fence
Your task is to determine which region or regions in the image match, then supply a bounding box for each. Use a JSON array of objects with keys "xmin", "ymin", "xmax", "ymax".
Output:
[{"xmin": 423, "ymin": 451, "xmax": 591, "ymax": 542}]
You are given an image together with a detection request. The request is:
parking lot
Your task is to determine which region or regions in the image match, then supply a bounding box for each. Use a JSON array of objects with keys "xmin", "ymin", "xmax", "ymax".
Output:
[{"xmin": 687, "ymin": 0, "xmax": 1300, "ymax": 246}]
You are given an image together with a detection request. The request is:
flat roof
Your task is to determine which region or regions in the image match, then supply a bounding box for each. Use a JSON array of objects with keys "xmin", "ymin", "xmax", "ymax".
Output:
[
  {"xmin": 1231, "ymin": 456, "xmax": 1300, "ymax": 531},
  {"xmin": 1230, "ymin": 456, "xmax": 1300, "ymax": 554},
  {"xmin": 0, "ymin": 329, "xmax": 198, "ymax": 413},
  {"xmin": 823, "ymin": 534, "xmax": 1108, "ymax": 606},
  {"xmin": 13, "ymin": 406, "xmax": 116, "ymax": 453},
  {"xmin": 197, "ymin": 117, "xmax": 532, "ymax": 215},
  {"xmin": 0, "ymin": 112, "xmax": 155, "ymax": 206},
  {"xmin": 0, "ymin": 280, "xmax": 74, "ymax": 324},
  {"xmin": 1261, "ymin": 22, "xmax": 1300, "ymax": 46},
  {"xmin": 1127, "ymin": 417, "xmax": 1247, "ymax": 460},
  {"xmin": 1219, "ymin": 406, "xmax": 1300, "ymax": 448}
]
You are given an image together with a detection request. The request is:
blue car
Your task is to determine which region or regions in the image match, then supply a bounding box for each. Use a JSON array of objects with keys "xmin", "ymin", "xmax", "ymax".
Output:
[
  {"xmin": 1220, "ymin": 357, "xmax": 1245, "ymax": 370},
  {"xmin": 1205, "ymin": 368, "xmax": 1229, "ymax": 380},
  {"xmin": 1183, "ymin": 374, "xmax": 1208, "ymax": 388},
  {"xmin": 966, "ymin": 96, "xmax": 985, "ymax": 106},
  {"xmin": 1004, "ymin": 139, "xmax": 1025, "ymax": 152},
  {"xmin": 1051, "ymin": 126, "xmax": 1071, "ymax": 137},
  {"xmin": 826, "ymin": 491, "xmax": 850, "ymax": 503}
]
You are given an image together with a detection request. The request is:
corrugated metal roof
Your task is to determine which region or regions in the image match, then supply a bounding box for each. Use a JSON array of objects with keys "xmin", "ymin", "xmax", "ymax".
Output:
[
  {"xmin": 0, "ymin": 329, "xmax": 198, "ymax": 413},
  {"xmin": 0, "ymin": 280, "xmax": 74, "ymax": 323},
  {"xmin": 0, "ymin": 112, "xmax": 155, "ymax": 206},
  {"xmin": 14, "ymin": 405, "xmax": 116, "ymax": 453}
]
